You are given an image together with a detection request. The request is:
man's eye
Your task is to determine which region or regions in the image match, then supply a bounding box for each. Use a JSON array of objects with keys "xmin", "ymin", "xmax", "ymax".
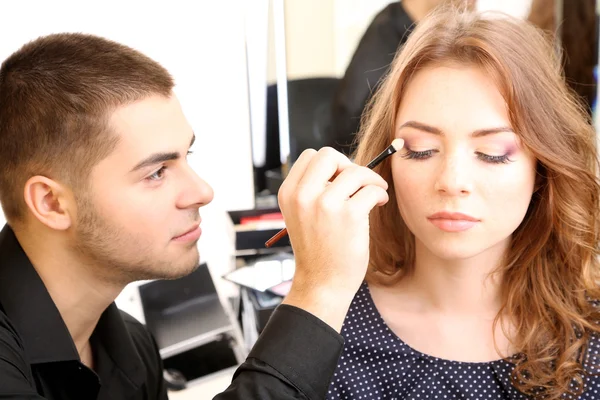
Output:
[{"xmin": 147, "ymin": 166, "xmax": 167, "ymax": 181}]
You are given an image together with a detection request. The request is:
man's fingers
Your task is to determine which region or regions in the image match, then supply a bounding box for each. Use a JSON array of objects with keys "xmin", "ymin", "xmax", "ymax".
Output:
[
  {"xmin": 283, "ymin": 149, "xmax": 318, "ymax": 187},
  {"xmin": 297, "ymin": 147, "xmax": 354, "ymax": 198},
  {"xmin": 323, "ymin": 165, "xmax": 388, "ymax": 202},
  {"xmin": 279, "ymin": 149, "xmax": 318, "ymax": 207},
  {"xmin": 347, "ymin": 185, "xmax": 389, "ymax": 215}
]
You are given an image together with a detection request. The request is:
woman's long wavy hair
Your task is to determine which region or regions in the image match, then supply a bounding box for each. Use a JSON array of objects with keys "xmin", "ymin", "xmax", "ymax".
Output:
[{"xmin": 353, "ymin": 8, "xmax": 600, "ymax": 399}]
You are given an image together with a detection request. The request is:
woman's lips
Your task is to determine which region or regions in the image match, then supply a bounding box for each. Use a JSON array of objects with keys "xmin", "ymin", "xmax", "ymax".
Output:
[{"xmin": 427, "ymin": 212, "xmax": 479, "ymax": 232}]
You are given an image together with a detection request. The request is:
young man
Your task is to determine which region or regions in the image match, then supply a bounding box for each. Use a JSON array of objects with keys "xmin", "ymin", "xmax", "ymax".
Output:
[{"xmin": 0, "ymin": 33, "xmax": 387, "ymax": 399}]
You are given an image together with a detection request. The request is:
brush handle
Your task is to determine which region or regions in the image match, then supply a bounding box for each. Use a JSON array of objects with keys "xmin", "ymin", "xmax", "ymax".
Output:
[
  {"xmin": 265, "ymin": 143, "xmax": 399, "ymax": 247},
  {"xmin": 265, "ymin": 227, "xmax": 288, "ymax": 248}
]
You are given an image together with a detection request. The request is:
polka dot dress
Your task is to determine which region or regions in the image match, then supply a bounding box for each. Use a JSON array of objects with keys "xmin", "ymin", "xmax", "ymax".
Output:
[{"xmin": 326, "ymin": 283, "xmax": 600, "ymax": 399}]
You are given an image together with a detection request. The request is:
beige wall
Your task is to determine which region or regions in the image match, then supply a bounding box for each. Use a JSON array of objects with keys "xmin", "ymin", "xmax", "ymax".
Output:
[
  {"xmin": 283, "ymin": 0, "xmax": 337, "ymax": 80},
  {"xmin": 278, "ymin": 0, "xmax": 535, "ymax": 82},
  {"xmin": 280, "ymin": 0, "xmax": 391, "ymax": 80}
]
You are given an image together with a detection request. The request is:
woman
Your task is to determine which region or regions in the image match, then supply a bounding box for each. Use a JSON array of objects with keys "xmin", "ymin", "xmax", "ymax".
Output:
[{"xmin": 326, "ymin": 7, "xmax": 600, "ymax": 400}]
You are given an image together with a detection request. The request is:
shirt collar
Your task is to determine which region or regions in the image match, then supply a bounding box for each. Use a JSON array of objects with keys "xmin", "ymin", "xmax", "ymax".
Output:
[
  {"xmin": 0, "ymin": 225, "xmax": 146, "ymax": 388},
  {"xmin": 92, "ymin": 303, "xmax": 147, "ymax": 388},
  {"xmin": 0, "ymin": 224, "xmax": 78, "ymax": 364}
]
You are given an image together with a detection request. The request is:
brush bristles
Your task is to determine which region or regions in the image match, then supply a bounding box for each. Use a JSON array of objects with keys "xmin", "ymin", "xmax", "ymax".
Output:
[{"xmin": 391, "ymin": 138, "xmax": 405, "ymax": 152}]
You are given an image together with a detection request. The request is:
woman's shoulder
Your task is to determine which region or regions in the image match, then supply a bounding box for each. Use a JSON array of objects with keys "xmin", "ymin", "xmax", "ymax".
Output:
[
  {"xmin": 581, "ymin": 333, "xmax": 600, "ymax": 398},
  {"xmin": 585, "ymin": 331, "xmax": 600, "ymax": 372},
  {"xmin": 340, "ymin": 282, "xmax": 383, "ymax": 331},
  {"xmin": 346, "ymin": 282, "xmax": 375, "ymax": 315}
]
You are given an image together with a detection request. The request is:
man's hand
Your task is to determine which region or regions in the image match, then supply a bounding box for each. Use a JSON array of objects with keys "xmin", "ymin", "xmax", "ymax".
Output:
[{"xmin": 278, "ymin": 147, "xmax": 389, "ymax": 332}]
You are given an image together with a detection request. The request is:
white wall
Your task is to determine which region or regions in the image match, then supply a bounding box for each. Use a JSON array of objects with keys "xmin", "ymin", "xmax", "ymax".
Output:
[{"xmin": 0, "ymin": 0, "xmax": 255, "ymax": 228}]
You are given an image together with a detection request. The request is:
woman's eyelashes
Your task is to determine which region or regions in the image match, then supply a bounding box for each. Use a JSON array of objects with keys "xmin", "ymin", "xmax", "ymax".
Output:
[
  {"xmin": 401, "ymin": 147, "xmax": 513, "ymax": 164},
  {"xmin": 475, "ymin": 152, "xmax": 512, "ymax": 164},
  {"xmin": 403, "ymin": 149, "xmax": 437, "ymax": 160}
]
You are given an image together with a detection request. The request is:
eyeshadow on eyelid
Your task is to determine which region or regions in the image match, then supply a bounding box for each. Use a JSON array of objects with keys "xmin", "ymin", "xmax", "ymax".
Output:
[
  {"xmin": 403, "ymin": 140, "xmax": 437, "ymax": 148},
  {"xmin": 490, "ymin": 143, "xmax": 518, "ymax": 156},
  {"xmin": 480, "ymin": 146, "xmax": 512, "ymax": 155},
  {"xmin": 401, "ymin": 135, "xmax": 520, "ymax": 154}
]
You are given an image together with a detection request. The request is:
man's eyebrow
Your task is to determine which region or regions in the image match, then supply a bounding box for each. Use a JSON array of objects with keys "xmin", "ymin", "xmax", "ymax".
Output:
[
  {"xmin": 130, "ymin": 152, "xmax": 179, "ymax": 173},
  {"xmin": 130, "ymin": 133, "xmax": 195, "ymax": 173}
]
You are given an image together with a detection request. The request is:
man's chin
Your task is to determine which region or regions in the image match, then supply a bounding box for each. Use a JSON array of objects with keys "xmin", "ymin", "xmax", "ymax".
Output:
[
  {"xmin": 160, "ymin": 252, "xmax": 202, "ymax": 280},
  {"xmin": 172, "ymin": 260, "xmax": 201, "ymax": 280}
]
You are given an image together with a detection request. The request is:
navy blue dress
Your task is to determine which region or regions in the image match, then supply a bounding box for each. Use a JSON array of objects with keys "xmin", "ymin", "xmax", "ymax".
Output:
[{"xmin": 327, "ymin": 283, "xmax": 600, "ymax": 399}]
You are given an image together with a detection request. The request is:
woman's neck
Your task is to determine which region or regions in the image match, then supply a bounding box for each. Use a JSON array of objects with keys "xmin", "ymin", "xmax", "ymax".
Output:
[
  {"xmin": 368, "ymin": 236, "xmax": 515, "ymax": 362},
  {"xmin": 397, "ymin": 236, "xmax": 510, "ymax": 316}
]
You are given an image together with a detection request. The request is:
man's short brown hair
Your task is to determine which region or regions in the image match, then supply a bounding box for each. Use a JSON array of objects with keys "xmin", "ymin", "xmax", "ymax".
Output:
[{"xmin": 0, "ymin": 33, "xmax": 174, "ymax": 223}]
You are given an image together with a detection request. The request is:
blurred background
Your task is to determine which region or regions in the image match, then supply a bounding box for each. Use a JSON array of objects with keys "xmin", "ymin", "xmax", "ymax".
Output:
[{"xmin": 0, "ymin": 1, "xmax": 598, "ymax": 398}]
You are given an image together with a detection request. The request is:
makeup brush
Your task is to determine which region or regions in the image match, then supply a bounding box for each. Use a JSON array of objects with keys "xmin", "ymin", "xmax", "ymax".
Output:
[{"xmin": 265, "ymin": 138, "xmax": 405, "ymax": 248}]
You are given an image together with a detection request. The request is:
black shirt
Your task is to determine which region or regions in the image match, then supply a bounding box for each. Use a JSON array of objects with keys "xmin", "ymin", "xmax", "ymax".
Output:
[
  {"xmin": 329, "ymin": 1, "xmax": 414, "ymax": 155},
  {"xmin": 0, "ymin": 225, "xmax": 344, "ymax": 399}
]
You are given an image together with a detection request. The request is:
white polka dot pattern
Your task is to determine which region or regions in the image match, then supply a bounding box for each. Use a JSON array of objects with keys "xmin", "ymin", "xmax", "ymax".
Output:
[{"xmin": 326, "ymin": 283, "xmax": 600, "ymax": 399}]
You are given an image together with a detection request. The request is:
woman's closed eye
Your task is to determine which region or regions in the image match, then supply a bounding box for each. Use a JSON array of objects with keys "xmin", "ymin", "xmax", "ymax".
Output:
[
  {"xmin": 402, "ymin": 149, "xmax": 437, "ymax": 160},
  {"xmin": 476, "ymin": 152, "xmax": 512, "ymax": 164},
  {"xmin": 402, "ymin": 148, "xmax": 513, "ymax": 164}
]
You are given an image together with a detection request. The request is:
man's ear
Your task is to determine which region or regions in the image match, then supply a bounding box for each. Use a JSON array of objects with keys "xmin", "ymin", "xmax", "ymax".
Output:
[{"xmin": 23, "ymin": 176, "xmax": 75, "ymax": 231}]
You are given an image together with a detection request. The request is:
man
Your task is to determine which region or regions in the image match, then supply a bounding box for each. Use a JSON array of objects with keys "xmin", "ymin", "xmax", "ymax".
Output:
[
  {"xmin": 329, "ymin": 0, "xmax": 476, "ymax": 155},
  {"xmin": 0, "ymin": 32, "xmax": 387, "ymax": 399}
]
